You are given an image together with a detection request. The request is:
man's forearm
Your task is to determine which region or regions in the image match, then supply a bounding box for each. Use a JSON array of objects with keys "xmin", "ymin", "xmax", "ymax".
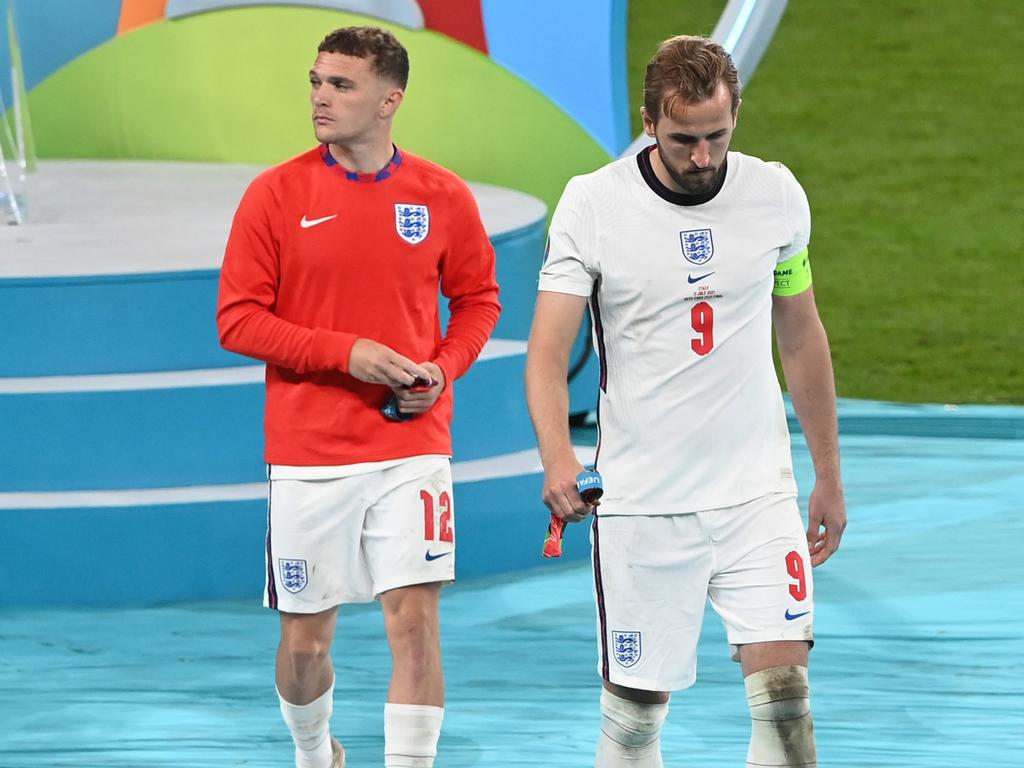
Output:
[
  {"xmin": 525, "ymin": 356, "xmax": 576, "ymax": 470},
  {"xmin": 217, "ymin": 303, "xmax": 357, "ymax": 375},
  {"xmin": 780, "ymin": 324, "xmax": 841, "ymax": 484},
  {"xmin": 434, "ymin": 289, "xmax": 501, "ymax": 382}
]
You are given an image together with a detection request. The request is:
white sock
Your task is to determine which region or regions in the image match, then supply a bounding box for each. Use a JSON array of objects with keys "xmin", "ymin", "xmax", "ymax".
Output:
[
  {"xmin": 278, "ymin": 680, "xmax": 335, "ymax": 768},
  {"xmin": 384, "ymin": 702, "xmax": 444, "ymax": 767},
  {"xmin": 595, "ymin": 689, "xmax": 669, "ymax": 766}
]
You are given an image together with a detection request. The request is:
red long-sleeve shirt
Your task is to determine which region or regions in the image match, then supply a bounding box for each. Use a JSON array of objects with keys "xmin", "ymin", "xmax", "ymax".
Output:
[{"xmin": 217, "ymin": 145, "xmax": 500, "ymax": 465}]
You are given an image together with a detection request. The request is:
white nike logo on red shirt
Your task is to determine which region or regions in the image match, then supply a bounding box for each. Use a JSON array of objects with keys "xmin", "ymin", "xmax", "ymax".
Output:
[{"xmin": 300, "ymin": 214, "xmax": 338, "ymax": 228}]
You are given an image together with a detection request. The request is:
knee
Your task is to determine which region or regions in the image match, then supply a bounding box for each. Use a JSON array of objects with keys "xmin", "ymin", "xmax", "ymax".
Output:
[
  {"xmin": 745, "ymin": 665, "xmax": 816, "ymax": 767},
  {"xmin": 384, "ymin": 592, "xmax": 439, "ymax": 658},
  {"xmin": 599, "ymin": 688, "xmax": 669, "ymax": 755},
  {"xmin": 280, "ymin": 632, "xmax": 332, "ymax": 679}
]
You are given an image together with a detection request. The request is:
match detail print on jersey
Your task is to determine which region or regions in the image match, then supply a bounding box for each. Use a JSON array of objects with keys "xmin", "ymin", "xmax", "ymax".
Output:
[{"xmin": 773, "ymin": 248, "xmax": 812, "ymax": 296}]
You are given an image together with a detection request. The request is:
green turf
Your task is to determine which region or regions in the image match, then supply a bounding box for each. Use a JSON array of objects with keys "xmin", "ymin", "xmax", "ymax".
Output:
[{"xmin": 628, "ymin": 0, "xmax": 1023, "ymax": 404}]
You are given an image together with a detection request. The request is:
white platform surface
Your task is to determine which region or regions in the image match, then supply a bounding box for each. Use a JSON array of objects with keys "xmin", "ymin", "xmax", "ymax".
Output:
[{"xmin": 1, "ymin": 161, "xmax": 546, "ymax": 279}]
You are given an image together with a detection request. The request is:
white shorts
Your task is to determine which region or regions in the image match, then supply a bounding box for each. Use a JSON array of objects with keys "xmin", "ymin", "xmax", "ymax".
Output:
[
  {"xmin": 264, "ymin": 456, "xmax": 455, "ymax": 613},
  {"xmin": 592, "ymin": 493, "xmax": 814, "ymax": 691}
]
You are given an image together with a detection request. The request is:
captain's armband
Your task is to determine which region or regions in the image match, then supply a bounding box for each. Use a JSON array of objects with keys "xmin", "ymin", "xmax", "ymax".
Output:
[{"xmin": 773, "ymin": 248, "xmax": 812, "ymax": 297}]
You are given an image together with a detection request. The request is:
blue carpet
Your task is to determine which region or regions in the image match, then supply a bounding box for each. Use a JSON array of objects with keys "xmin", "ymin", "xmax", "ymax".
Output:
[{"xmin": 1, "ymin": 425, "xmax": 1022, "ymax": 766}]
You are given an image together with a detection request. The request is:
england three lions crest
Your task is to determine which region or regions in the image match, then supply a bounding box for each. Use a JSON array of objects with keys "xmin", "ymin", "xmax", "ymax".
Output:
[
  {"xmin": 395, "ymin": 203, "xmax": 430, "ymax": 245},
  {"xmin": 680, "ymin": 228, "xmax": 714, "ymax": 265},
  {"xmin": 279, "ymin": 559, "xmax": 308, "ymax": 594},
  {"xmin": 612, "ymin": 630, "xmax": 642, "ymax": 667}
]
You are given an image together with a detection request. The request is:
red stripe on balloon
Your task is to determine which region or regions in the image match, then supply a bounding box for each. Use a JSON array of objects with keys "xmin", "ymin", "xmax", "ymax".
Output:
[{"xmin": 418, "ymin": 0, "xmax": 488, "ymax": 54}]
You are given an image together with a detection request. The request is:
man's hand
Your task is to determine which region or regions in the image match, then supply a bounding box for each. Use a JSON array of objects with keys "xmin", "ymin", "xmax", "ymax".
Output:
[
  {"xmin": 806, "ymin": 479, "xmax": 846, "ymax": 566},
  {"xmin": 348, "ymin": 339, "xmax": 433, "ymax": 388},
  {"xmin": 543, "ymin": 457, "xmax": 595, "ymax": 523},
  {"xmin": 391, "ymin": 361, "xmax": 446, "ymax": 416}
]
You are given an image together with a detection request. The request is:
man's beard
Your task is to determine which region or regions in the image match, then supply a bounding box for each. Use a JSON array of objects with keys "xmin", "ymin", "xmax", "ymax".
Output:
[{"xmin": 664, "ymin": 159, "xmax": 725, "ymax": 195}]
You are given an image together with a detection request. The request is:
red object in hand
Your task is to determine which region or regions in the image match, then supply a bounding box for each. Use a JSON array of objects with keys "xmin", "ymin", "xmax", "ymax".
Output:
[
  {"xmin": 542, "ymin": 469, "xmax": 603, "ymax": 558},
  {"xmin": 405, "ymin": 376, "xmax": 438, "ymax": 392},
  {"xmin": 543, "ymin": 516, "xmax": 566, "ymax": 558}
]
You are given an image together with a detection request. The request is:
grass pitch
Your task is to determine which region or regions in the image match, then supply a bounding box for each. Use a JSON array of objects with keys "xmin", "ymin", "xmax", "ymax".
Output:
[{"xmin": 628, "ymin": 0, "xmax": 1023, "ymax": 404}]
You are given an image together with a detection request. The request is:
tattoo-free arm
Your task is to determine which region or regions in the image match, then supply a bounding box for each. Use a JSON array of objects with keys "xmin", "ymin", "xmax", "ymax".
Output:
[
  {"xmin": 773, "ymin": 288, "xmax": 846, "ymax": 565},
  {"xmin": 525, "ymin": 291, "xmax": 593, "ymax": 522}
]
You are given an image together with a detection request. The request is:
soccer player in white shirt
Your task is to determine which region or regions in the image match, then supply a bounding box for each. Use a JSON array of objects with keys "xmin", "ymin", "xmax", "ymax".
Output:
[{"xmin": 525, "ymin": 36, "xmax": 846, "ymax": 768}]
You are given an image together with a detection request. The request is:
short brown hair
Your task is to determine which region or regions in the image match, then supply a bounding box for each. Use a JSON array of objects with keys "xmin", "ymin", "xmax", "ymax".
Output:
[
  {"xmin": 644, "ymin": 35, "xmax": 740, "ymax": 122},
  {"xmin": 318, "ymin": 26, "xmax": 409, "ymax": 89}
]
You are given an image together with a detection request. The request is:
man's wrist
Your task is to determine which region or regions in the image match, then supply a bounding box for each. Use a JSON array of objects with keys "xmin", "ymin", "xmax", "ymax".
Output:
[
  {"xmin": 427, "ymin": 360, "xmax": 448, "ymax": 391},
  {"xmin": 541, "ymin": 447, "xmax": 581, "ymax": 473},
  {"xmin": 813, "ymin": 473, "xmax": 843, "ymax": 489}
]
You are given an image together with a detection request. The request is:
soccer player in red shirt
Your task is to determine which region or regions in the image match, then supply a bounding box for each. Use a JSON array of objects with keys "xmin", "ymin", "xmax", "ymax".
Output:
[{"xmin": 217, "ymin": 26, "xmax": 500, "ymax": 768}]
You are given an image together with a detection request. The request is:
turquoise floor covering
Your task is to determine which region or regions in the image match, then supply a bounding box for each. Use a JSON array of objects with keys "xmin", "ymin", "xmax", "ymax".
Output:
[{"xmin": 1, "ymin": 408, "xmax": 1022, "ymax": 767}]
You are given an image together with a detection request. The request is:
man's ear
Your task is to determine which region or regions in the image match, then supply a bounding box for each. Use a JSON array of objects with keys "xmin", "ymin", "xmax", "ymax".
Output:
[
  {"xmin": 381, "ymin": 87, "xmax": 404, "ymax": 118},
  {"xmin": 641, "ymin": 106, "xmax": 657, "ymax": 138}
]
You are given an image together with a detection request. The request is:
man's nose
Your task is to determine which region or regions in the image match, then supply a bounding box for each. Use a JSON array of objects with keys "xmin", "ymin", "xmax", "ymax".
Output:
[
  {"xmin": 312, "ymin": 84, "xmax": 329, "ymax": 106},
  {"xmin": 691, "ymin": 140, "xmax": 711, "ymax": 168}
]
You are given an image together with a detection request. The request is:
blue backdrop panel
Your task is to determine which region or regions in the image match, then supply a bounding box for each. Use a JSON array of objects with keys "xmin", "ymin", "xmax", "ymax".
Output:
[
  {"xmin": 2, "ymin": 216, "xmax": 543, "ymax": 377},
  {"xmin": 453, "ymin": 473, "xmax": 592, "ymax": 576},
  {"xmin": 486, "ymin": 223, "xmax": 545, "ymax": 341},
  {"xmin": 450, "ymin": 353, "xmax": 535, "ymax": 459},
  {"xmin": 0, "ymin": 0, "xmax": 120, "ymax": 108},
  {"xmin": 0, "ymin": 470, "xmax": 581, "ymax": 608},
  {"xmin": 0, "ymin": 353, "xmax": 533, "ymax": 492},
  {"xmin": 0, "ymin": 271, "xmax": 244, "ymax": 377},
  {"xmin": 481, "ymin": 0, "xmax": 630, "ymax": 155},
  {"xmin": 0, "ymin": 500, "xmax": 264, "ymax": 606},
  {"xmin": 0, "ymin": 384, "xmax": 266, "ymax": 491}
]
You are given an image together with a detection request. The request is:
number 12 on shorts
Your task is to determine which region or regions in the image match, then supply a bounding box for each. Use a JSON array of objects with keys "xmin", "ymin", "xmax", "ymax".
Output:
[{"xmin": 420, "ymin": 490, "xmax": 453, "ymax": 543}]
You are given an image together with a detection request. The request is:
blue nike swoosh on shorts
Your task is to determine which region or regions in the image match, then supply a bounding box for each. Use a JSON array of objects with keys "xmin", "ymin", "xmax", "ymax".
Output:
[
  {"xmin": 425, "ymin": 551, "xmax": 451, "ymax": 561},
  {"xmin": 784, "ymin": 609, "xmax": 811, "ymax": 620}
]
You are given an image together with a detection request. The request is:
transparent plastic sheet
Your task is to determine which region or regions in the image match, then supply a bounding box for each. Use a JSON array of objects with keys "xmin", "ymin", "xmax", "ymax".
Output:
[{"xmin": 1, "ymin": 0, "xmax": 33, "ymax": 225}]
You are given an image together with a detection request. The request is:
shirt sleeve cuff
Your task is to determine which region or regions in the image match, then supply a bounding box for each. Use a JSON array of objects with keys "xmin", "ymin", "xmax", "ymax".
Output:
[
  {"xmin": 309, "ymin": 328, "xmax": 360, "ymax": 373},
  {"xmin": 537, "ymin": 274, "xmax": 594, "ymax": 297}
]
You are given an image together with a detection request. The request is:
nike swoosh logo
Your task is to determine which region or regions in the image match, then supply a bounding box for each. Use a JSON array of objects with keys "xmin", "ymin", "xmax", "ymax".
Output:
[
  {"xmin": 687, "ymin": 272, "xmax": 715, "ymax": 284},
  {"xmin": 300, "ymin": 214, "xmax": 338, "ymax": 228},
  {"xmin": 784, "ymin": 609, "xmax": 811, "ymax": 621},
  {"xmin": 425, "ymin": 550, "xmax": 451, "ymax": 561}
]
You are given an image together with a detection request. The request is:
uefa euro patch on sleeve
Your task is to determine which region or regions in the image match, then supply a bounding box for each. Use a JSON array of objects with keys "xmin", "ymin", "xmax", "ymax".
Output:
[
  {"xmin": 680, "ymin": 228, "xmax": 714, "ymax": 265},
  {"xmin": 395, "ymin": 203, "xmax": 429, "ymax": 244}
]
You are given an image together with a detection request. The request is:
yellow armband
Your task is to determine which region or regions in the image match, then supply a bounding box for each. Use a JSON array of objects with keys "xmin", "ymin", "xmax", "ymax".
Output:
[{"xmin": 773, "ymin": 248, "xmax": 812, "ymax": 296}]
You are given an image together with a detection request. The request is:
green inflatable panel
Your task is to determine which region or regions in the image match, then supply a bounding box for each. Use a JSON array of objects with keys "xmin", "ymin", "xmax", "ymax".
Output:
[{"xmin": 27, "ymin": 6, "xmax": 610, "ymax": 210}]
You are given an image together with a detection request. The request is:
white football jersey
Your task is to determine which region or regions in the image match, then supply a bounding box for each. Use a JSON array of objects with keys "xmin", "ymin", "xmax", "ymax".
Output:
[{"xmin": 538, "ymin": 149, "xmax": 810, "ymax": 515}]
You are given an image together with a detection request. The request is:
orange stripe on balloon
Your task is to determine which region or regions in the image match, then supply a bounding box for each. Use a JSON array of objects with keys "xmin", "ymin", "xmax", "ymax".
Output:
[{"xmin": 117, "ymin": 0, "xmax": 169, "ymax": 35}]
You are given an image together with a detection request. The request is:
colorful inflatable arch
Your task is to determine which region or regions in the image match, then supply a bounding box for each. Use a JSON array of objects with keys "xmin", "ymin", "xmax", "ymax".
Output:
[{"xmin": 1, "ymin": 0, "xmax": 630, "ymax": 209}]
